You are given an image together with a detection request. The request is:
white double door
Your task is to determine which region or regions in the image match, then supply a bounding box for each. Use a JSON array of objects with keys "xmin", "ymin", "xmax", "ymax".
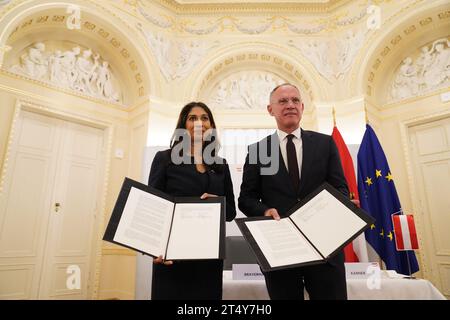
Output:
[{"xmin": 0, "ymin": 110, "xmax": 105, "ymax": 299}]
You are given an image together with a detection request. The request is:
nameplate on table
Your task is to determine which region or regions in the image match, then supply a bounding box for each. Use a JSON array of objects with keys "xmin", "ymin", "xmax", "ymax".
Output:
[
  {"xmin": 345, "ymin": 262, "xmax": 380, "ymax": 279},
  {"xmin": 232, "ymin": 264, "xmax": 264, "ymax": 280}
]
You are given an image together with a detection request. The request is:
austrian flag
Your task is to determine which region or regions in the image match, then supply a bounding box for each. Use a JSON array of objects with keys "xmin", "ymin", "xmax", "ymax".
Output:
[{"xmin": 392, "ymin": 214, "xmax": 419, "ymax": 250}]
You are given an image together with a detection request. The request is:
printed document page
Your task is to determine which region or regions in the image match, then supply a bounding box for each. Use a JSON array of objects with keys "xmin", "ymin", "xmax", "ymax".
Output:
[
  {"xmin": 113, "ymin": 187, "xmax": 174, "ymax": 256},
  {"xmin": 290, "ymin": 189, "xmax": 367, "ymax": 257},
  {"xmin": 166, "ymin": 203, "xmax": 222, "ymax": 259},
  {"xmin": 245, "ymin": 219, "xmax": 322, "ymax": 268}
]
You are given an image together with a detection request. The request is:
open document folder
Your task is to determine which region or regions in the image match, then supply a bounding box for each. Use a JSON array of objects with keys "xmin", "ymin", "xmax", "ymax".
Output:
[
  {"xmin": 236, "ymin": 183, "xmax": 375, "ymax": 272},
  {"xmin": 103, "ymin": 178, "xmax": 226, "ymax": 260}
]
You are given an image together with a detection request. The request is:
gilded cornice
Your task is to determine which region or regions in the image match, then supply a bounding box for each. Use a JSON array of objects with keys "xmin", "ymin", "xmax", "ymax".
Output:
[{"xmin": 154, "ymin": 0, "xmax": 354, "ymax": 14}]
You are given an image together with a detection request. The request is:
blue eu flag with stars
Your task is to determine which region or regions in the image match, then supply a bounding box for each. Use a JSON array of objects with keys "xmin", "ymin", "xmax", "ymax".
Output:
[{"xmin": 357, "ymin": 124, "xmax": 419, "ymax": 275}]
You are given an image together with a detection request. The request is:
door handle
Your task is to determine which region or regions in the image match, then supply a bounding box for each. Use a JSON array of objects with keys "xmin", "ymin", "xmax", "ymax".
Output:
[{"xmin": 55, "ymin": 202, "xmax": 61, "ymax": 213}]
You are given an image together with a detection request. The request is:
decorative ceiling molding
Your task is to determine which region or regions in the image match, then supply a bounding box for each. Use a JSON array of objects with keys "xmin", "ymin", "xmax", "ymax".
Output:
[
  {"xmin": 151, "ymin": 0, "xmax": 353, "ymax": 14},
  {"xmin": 137, "ymin": 0, "xmax": 369, "ymax": 35}
]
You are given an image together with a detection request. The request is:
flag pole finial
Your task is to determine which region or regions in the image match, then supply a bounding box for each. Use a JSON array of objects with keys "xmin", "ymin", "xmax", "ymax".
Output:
[{"xmin": 332, "ymin": 107, "xmax": 336, "ymax": 126}]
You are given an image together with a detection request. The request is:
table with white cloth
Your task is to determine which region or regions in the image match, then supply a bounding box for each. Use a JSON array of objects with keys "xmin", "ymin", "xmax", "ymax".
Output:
[{"xmin": 222, "ymin": 271, "xmax": 446, "ymax": 300}]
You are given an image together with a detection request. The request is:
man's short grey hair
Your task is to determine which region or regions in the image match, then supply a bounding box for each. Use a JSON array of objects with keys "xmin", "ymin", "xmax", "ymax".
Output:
[{"xmin": 269, "ymin": 83, "xmax": 301, "ymax": 101}]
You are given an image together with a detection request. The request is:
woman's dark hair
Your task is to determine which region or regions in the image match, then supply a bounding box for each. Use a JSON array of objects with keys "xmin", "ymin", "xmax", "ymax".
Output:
[{"xmin": 170, "ymin": 102, "xmax": 223, "ymax": 171}]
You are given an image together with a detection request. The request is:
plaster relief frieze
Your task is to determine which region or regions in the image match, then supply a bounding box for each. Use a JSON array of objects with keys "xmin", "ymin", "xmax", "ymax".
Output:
[
  {"xmin": 390, "ymin": 38, "xmax": 450, "ymax": 102},
  {"xmin": 207, "ymin": 71, "xmax": 285, "ymax": 110},
  {"xmin": 7, "ymin": 42, "xmax": 122, "ymax": 102},
  {"xmin": 137, "ymin": 23, "xmax": 219, "ymax": 81},
  {"xmin": 289, "ymin": 28, "xmax": 367, "ymax": 82}
]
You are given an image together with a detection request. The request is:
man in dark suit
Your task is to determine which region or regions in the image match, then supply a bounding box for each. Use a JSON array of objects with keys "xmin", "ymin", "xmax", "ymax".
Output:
[{"xmin": 238, "ymin": 83, "xmax": 349, "ymax": 300}]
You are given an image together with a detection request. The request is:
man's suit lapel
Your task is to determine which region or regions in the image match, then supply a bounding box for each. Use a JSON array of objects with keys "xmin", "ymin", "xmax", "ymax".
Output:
[{"xmin": 298, "ymin": 129, "xmax": 314, "ymax": 196}]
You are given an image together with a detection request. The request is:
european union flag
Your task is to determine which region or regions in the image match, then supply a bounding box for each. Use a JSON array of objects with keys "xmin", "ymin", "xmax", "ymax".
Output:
[{"xmin": 357, "ymin": 124, "xmax": 419, "ymax": 275}]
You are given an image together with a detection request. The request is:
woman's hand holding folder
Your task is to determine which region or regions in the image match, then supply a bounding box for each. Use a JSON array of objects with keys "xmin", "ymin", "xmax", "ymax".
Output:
[{"xmin": 200, "ymin": 193, "xmax": 218, "ymax": 199}]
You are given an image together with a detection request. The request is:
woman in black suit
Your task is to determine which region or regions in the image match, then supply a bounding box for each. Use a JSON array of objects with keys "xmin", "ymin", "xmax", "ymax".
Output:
[{"xmin": 148, "ymin": 101, "xmax": 236, "ymax": 300}]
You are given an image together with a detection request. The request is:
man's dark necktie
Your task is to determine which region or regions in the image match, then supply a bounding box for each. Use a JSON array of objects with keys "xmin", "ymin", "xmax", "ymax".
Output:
[{"xmin": 286, "ymin": 134, "xmax": 300, "ymax": 192}]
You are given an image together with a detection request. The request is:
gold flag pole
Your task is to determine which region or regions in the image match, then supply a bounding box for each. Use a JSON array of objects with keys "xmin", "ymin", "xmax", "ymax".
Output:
[{"xmin": 332, "ymin": 107, "xmax": 336, "ymax": 127}]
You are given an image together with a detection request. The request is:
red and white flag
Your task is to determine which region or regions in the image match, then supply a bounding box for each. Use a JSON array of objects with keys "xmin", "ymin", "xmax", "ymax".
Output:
[
  {"xmin": 392, "ymin": 214, "xmax": 419, "ymax": 250},
  {"xmin": 332, "ymin": 126, "xmax": 368, "ymax": 262}
]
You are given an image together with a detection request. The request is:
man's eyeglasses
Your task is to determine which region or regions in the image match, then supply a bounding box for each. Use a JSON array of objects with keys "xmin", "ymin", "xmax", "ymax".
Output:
[{"xmin": 276, "ymin": 97, "xmax": 301, "ymax": 106}]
